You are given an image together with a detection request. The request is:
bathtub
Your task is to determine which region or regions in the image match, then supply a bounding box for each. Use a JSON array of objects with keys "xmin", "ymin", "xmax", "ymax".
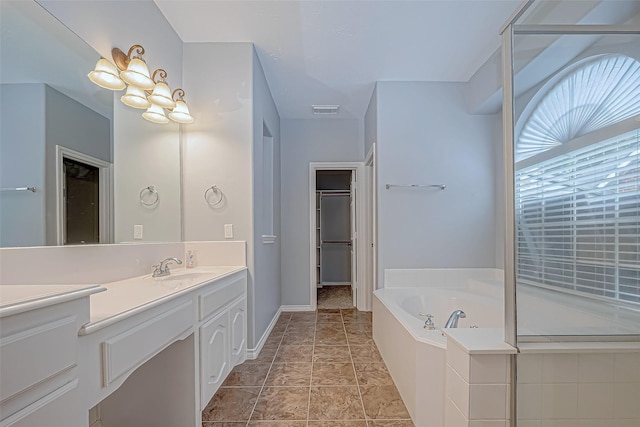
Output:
[
  {"xmin": 373, "ymin": 271, "xmax": 505, "ymax": 427},
  {"xmin": 373, "ymin": 268, "xmax": 640, "ymax": 427}
]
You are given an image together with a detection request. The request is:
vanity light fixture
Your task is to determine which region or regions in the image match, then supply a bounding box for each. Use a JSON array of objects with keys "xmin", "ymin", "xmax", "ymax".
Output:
[
  {"xmin": 168, "ymin": 89, "xmax": 195, "ymax": 124},
  {"xmin": 148, "ymin": 69, "xmax": 176, "ymax": 109},
  {"xmin": 142, "ymin": 103, "xmax": 170, "ymax": 124},
  {"xmin": 88, "ymin": 58, "xmax": 126, "ymax": 90},
  {"xmin": 118, "ymin": 45, "xmax": 155, "ymax": 90},
  {"xmin": 120, "ymin": 84, "xmax": 151, "ymax": 109},
  {"xmin": 89, "ymin": 44, "xmax": 194, "ymax": 124}
]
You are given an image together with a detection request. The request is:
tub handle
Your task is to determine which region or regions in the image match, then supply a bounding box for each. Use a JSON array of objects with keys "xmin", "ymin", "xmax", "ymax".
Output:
[{"xmin": 419, "ymin": 313, "xmax": 436, "ymax": 330}]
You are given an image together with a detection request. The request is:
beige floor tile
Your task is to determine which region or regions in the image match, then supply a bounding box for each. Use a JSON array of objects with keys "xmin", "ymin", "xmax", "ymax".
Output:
[
  {"xmin": 353, "ymin": 362, "xmax": 394, "ymax": 386},
  {"xmin": 285, "ymin": 323, "xmax": 316, "ymax": 335},
  {"xmin": 282, "ymin": 331, "xmax": 315, "ymax": 345},
  {"xmin": 248, "ymin": 422, "xmax": 307, "ymax": 426},
  {"xmin": 307, "ymin": 421, "xmax": 367, "ymax": 426},
  {"xmin": 308, "ymin": 386, "xmax": 365, "ymax": 420},
  {"xmin": 222, "ymin": 363, "xmax": 271, "ymax": 387},
  {"xmin": 246, "ymin": 345, "xmax": 278, "ymax": 364},
  {"xmin": 360, "ymin": 385, "xmax": 410, "ymax": 420},
  {"xmin": 315, "ymin": 323, "xmax": 347, "ymax": 345},
  {"xmin": 202, "ymin": 422, "xmax": 247, "ymax": 426},
  {"xmin": 202, "ymin": 387, "xmax": 261, "ymax": 422},
  {"xmin": 317, "ymin": 309, "xmax": 341, "ymax": 314},
  {"xmin": 274, "ymin": 345, "xmax": 314, "ymax": 363},
  {"xmin": 349, "ymin": 344, "xmax": 384, "ymax": 363},
  {"xmin": 312, "ymin": 362, "xmax": 357, "ymax": 386},
  {"xmin": 344, "ymin": 323, "xmax": 372, "ymax": 336},
  {"xmin": 264, "ymin": 362, "xmax": 312, "ymax": 386},
  {"xmin": 289, "ymin": 312, "xmax": 317, "ymax": 322},
  {"xmin": 316, "ymin": 312, "xmax": 344, "ymax": 323},
  {"xmin": 366, "ymin": 420, "xmax": 415, "ymax": 426},
  {"xmin": 340, "ymin": 309, "xmax": 372, "ymax": 324},
  {"xmin": 346, "ymin": 333, "xmax": 374, "ymax": 346},
  {"xmin": 313, "ymin": 345, "xmax": 351, "ymax": 362},
  {"xmin": 250, "ymin": 387, "xmax": 309, "ymax": 421}
]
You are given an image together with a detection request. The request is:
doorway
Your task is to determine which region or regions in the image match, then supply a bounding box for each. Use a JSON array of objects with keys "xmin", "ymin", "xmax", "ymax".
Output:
[
  {"xmin": 56, "ymin": 145, "xmax": 112, "ymax": 245},
  {"xmin": 309, "ymin": 162, "xmax": 365, "ymax": 310}
]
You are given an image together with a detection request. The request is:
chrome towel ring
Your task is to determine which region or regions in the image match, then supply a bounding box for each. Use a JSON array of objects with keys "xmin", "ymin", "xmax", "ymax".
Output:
[
  {"xmin": 140, "ymin": 185, "xmax": 159, "ymax": 206},
  {"xmin": 204, "ymin": 185, "xmax": 224, "ymax": 207}
]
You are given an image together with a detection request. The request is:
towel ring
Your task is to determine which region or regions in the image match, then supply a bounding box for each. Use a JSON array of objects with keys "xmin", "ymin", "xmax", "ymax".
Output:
[
  {"xmin": 204, "ymin": 185, "xmax": 224, "ymax": 207},
  {"xmin": 140, "ymin": 186, "xmax": 159, "ymax": 206}
]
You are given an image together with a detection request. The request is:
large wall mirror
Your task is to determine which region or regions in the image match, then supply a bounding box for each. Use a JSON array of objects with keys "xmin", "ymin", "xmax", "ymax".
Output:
[{"xmin": 0, "ymin": 0, "xmax": 182, "ymax": 247}]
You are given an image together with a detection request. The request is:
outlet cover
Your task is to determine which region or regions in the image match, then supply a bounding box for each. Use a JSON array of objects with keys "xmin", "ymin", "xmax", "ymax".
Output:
[
  {"xmin": 224, "ymin": 224, "xmax": 233, "ymax": 239},
  {"xmin": 133, "ymin": 225, "xmax": 143, "ymax": 239}
]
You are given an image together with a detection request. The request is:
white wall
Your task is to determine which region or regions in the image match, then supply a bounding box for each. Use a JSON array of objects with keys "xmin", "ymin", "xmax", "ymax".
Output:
[
  {"xmin": 375, "ymin": 82, "xmax": 499, "ymax": 285},
  {"xmin": 280, "ymin": 118, "xmax": 364, "ymax": 306},
  {"xmin": 0, "ymin": 84, "xmax": 46, "ymax": 247},
  {"xmin": 364, "ymin": 84, "xmax": 378, "ymax": 157},
  {"xmin": 252, "ymin": 48, "xmax": 282, "ymax": 345}
]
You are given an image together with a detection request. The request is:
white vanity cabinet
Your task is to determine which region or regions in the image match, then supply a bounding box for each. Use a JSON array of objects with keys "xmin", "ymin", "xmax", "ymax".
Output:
[
  {"xmin": 197, "ymin": 271, "xmax": 247, "ymax": 408},
  {"xmin": 0, "ymin": 285, "xmax": 101, "ymax": 427}
]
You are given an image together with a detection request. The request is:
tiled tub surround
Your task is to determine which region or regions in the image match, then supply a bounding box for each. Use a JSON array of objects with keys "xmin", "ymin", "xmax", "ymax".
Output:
[
  {"xmin": 517, "ymin": 351, "xmax": 640, "ymax": 426},
  {"xmin": 202, "ymin": 309, "xmax": 415, "ymax": 426}
]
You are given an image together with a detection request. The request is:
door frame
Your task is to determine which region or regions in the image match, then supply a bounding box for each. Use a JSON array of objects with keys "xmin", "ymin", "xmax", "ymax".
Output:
[
  {"xmin": 365, "ymin": 143, "xmax": 377, "ymax": 305},
  {"xmin": 56, "ymin": 145, "xmax": 113, "ymax": 245},
  {"xmin": 309, "ymin": 162, "xmax": 365, "ymax": 311}
]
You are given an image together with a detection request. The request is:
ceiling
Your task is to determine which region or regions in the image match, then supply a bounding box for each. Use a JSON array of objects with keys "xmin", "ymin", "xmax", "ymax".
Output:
[{"xmin": 155, "ymin": 0, "xmax": 523, "ymax": 120}]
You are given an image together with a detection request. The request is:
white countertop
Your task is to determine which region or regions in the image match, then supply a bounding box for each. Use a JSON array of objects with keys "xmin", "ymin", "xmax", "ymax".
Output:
[
  {"xmin": 0, "ymin": 284, "xmax": 104, "ymax": 318},
  {"xmin": 80, "ymin": 266, "xmax": 246, "ymax": 334}
]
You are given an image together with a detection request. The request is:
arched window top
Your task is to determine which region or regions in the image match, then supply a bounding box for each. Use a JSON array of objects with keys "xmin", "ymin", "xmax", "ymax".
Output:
[{"xmin": 516, "ymin": 54, "xmax": 640, "ymax": 162}]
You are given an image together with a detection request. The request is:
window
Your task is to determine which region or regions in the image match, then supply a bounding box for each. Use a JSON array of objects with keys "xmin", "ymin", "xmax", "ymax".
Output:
[{"xmin": 515, "ymin": 55, "xmax": 640, "ymax": 304}]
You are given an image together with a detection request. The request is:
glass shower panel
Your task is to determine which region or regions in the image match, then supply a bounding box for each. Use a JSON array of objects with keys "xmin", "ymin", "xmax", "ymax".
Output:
[{"xmin": 512, "ymin": 31, "xmax": 640, "ymax": 341}]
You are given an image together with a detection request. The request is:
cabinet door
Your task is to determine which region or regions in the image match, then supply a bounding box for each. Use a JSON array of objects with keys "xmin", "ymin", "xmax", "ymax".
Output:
[
  {"xmin": 199, "ymin": 310, "xmax": 229, "ymax": 409},
  {"xmin": 228, "ymin": 298, "xmax": 246, "ymax": 367}
]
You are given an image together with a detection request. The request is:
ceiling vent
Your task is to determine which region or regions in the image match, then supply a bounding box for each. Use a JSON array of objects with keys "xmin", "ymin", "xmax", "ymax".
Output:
[{"xmin": 312, "ymin": 105, "xmax": 339, "ymax": 115}]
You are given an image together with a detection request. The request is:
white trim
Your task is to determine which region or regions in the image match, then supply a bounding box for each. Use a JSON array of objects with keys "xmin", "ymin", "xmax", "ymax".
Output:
[
  {"xmin": 309, "ymin": 162, "xmax": 366, "ymax": 311},
  {"xmin": 364, "ymin": 143, "xmax": 377, "ymax": 310},
  {"xmin": 280, "ymin": 305, "xmax": 314, "ymax": 312},
  {"xmin": 246, "ymin": 306, "xmax": 281, "ymax": 360},
  {"xmin": 55, "ymin": 145, "xmax": 112, "ymax": 245},
  {"xmin": 262, "ymin": 235, "xmax": 276, "ymax": 244}
]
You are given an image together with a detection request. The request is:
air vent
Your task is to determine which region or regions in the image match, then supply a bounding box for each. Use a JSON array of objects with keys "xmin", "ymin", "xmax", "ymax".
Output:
[{"xmin": 312, "ymin": 105, "xmax": 340, "ymax": 115}]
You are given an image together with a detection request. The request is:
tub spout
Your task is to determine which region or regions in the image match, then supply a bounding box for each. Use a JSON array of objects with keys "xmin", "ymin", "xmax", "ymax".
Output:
[{"xmin": 444, "ymin": 310, "xmax": 466, "ymax": 328}]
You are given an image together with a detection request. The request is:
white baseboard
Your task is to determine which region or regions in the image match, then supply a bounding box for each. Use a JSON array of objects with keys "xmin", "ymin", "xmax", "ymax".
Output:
[
  {"xmin": 246, "ymin": 307, "xmax": 282, "ymax": 360},
  {"xmin": 281, "ymin": 305, "xmax": 314, "ymax": 312},
  {"xmin": 245, "ymin": 305, "xmax": 315, "ymax": 360}
]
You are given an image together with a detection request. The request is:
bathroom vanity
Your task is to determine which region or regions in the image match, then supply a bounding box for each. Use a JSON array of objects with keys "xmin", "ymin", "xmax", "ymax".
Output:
[{"xmin": 0, "ymin": 266, "xmax": 247, "ymax": 427}]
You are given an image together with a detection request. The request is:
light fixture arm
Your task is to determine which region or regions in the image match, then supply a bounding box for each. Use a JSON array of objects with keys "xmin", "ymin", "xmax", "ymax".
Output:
[
  {"xmin": 112, "ymin": 44, "xmax": 146, "ymax": 71},
  {"xmin": 152, "ymin": 69, "xmax": 168, "ymax": 83},
  {"xmin": 172, "ymin": 88, "xmax": 186, "ymax": 102}
]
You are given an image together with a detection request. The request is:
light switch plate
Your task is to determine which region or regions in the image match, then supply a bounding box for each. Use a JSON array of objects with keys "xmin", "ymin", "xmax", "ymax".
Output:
[
  {"xmin": 133, "ymin": 225, "xmax": 143, "ymax": 239},
  {"xmin": 224, "ymin": 224, "xmax": 233, "ymax": 239}
]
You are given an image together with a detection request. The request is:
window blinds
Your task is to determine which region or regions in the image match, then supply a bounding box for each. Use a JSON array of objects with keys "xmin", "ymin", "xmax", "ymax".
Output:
[{"xmin": 515, "ymin": 131, "xmax": 640, "ymax": 303}]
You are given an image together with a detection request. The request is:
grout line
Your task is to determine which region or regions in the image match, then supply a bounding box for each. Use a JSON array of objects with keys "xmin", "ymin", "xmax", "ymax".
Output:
[
  {"xmin": 306, "ymin": 312, "xmax": 317, "ymax": 427},
  {"xmin": 343, "ymin": 309, "xmax": 371, "ymax": 427}
]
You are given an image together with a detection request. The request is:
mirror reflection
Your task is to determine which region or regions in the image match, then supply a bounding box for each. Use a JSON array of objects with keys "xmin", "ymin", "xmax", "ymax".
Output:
[{"xmin": 0, "ymin": 0, "xmax": 182, "ymax": 247}]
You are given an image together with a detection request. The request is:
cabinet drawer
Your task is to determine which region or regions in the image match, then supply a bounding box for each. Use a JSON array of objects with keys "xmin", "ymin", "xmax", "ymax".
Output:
[
  {"xmin": 0, "ymin": 316, "xmax": 77, "ymax": 402},
  {"xmin": 199, "ymin": 274, "xmax": 245, "ymax": 321},
  {"xmin": 102, "ymin": 302, "xmax": 192, "ymax": 386}
]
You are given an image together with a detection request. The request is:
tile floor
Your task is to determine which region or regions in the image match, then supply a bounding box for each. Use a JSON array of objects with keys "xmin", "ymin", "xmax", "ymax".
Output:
[
  {"xmin": 317, "ymin": 286, "xmax": 353, "ymax": 310},
  {"xmin": 202, "ymin": 309, "xmax": 414, "ymax": 426}
]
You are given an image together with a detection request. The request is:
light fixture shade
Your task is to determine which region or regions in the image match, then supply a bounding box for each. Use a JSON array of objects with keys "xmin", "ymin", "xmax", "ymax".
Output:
[
  {"xmin": 121, "ymin": 85, "xmax": 151, "ymax": 109},
  {"xmin": 120, "ymin": 57, "xmax": 155, "ymax": 90},
  {"xmin": 148, "ymin": 81, "xmax": 176, "ymax": 109},
  {"xmin": 168, "ymin": 100, "xmax": 195, "ymax": 124},
  {"xmin": 142, "ymin": 103, "xmax": 169, "ymax": 124},
  {"xmin": 88, "ymin": 58, "xmax": 126, "ymax": 90}
]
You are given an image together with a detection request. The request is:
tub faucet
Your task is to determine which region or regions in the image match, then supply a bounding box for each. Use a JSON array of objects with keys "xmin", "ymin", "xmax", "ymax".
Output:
[
  {"xmin": 152, "ymin": 257, "xmax": 183, "ymax": 277},
  {"xmin": 419, "ymin": 312, "xmax": 436, "ymax": 330},
  {"xmin": 444, "ymin": 310, "xmax": 466, "ymax": 328}
]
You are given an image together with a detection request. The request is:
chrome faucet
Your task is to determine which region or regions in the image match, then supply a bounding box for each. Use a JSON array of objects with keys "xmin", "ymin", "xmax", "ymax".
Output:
[
  {"xmin": 152, "ymin": 257, "xmax": 183, "ymax": 277},
  {"xmin": 419, "ymin": 312, "xmax": 436, "ymax": 330},
  {"xmin": 444, "ymin": 310, "xmax": 466, "ymax": 328}
]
